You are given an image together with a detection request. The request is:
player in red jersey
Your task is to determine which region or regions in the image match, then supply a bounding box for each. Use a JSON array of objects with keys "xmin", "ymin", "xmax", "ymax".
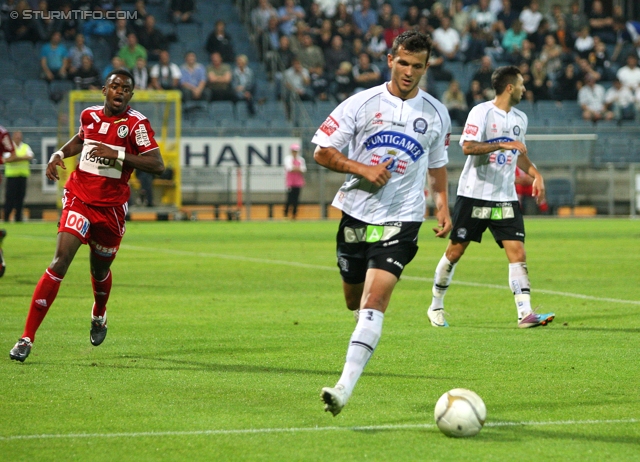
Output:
[
  {"xmin": 9, "ymin": 69, "xmax": 165, "ymax": 362},
  {"xmin": 0, "ymin": 125, "xmax": 15, "ymax": 278}
]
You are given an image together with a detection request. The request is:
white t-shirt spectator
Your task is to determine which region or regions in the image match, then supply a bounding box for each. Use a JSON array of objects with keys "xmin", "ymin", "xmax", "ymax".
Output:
[
  {"xmin": 433, "ymin": 27, "xmax": 461, "ymax": 56},
  {"xmin": 616, "ymin": 66, "xmax": 640, "ymax": 91},
  {"xmin": 519, "ymin": 8, "xmax": 543, "ymax": 34}
]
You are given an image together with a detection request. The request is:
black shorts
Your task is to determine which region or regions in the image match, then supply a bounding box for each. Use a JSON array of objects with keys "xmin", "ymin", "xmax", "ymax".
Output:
[
  {"xmin": 450, "ymin": 196, "xmax": 525, "ymax": 248},
  {"xmin": 336, "ymin": 213, "xmax": 420, "ymax": 284}
]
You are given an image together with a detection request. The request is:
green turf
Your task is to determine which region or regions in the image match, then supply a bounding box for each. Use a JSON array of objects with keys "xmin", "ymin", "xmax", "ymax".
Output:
[{"xmin": 1, "ymin": 218, "xmax": 639, "ymax": 461}]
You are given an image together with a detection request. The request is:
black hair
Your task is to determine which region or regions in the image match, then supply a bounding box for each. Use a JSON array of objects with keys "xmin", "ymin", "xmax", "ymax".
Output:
[
  {"xmin": 105, "ymin": 68, "xmax": 135, "ymax": 88},
  {"xmin": 391, "ymin": 30, "xmax": 433, "ymax": 61},
  {"xmin": 491, "ymin": 65, "xmax": 521, "ymax": 95}
]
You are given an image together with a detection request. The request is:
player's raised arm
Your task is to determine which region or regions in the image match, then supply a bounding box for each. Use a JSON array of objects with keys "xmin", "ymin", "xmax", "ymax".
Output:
[{"xmin": 313, "ymin": 145, "xmax": 392, "ymax": 187}]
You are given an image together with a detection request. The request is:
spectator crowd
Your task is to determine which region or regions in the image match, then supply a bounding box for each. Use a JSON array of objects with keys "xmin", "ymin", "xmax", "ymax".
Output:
[{"xmin": 2, "ymin": 0, "xmax": 640, "ymax": 125}]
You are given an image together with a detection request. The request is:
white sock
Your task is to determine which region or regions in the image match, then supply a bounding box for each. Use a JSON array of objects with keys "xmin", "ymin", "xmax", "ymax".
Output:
[
  {"xmin": 430, "ymin": 254, "xmax": 456, "ymax": 310},
  {"xmin": 336, "ymin": 308, "xmax": 384, "ymax": 398},
  {"xmin": 509, "ymin": 262, "xmax": 532, "ymax": 319}
]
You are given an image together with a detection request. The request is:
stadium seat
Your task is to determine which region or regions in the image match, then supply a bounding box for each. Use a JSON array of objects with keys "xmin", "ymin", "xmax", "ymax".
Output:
[
  {"xmin": 209, "ymin": 101, "xmax": 236, "ymax": 119},
  {"xmin": 24, "ymin": 80, "xmax": 51, "ymax": 102},
  {"xmin": 12, "ymin": 116, "xmax": 38, "ymax": 127},
  {"xmin": 0, "ymin": 61, "xmax": 16, "ymax": 80},
  {"xmin": 0, "ymin": 79, "xmax": 23, "ymax": 101},
  {"xmin": 49, "ymin": 80, "xmax": 74, "ymax": 103},
  {"xmin": 9, "ymin": 41, "xmax": 35, "ymax": 63},
  {"xmin": 31, "ymin": 99, "xmax": 58, "ymax": 119},
  {"xmin": 545, "ymin": 178, "xmax": 574, "ymax": 213}
]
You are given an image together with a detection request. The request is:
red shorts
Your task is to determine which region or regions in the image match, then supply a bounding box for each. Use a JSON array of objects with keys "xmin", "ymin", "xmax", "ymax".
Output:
[{"xmin": 58, "ymin": 189, "xmax": 127, "ymax": 260}]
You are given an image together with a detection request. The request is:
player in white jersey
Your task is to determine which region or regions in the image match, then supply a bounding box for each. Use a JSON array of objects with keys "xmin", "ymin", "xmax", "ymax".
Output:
[
  {"xmin": 313, "ymin": 31, "xmax": 452, "ymax": 416},
  {"xmin": 427, "ymin": 65, "xmax": 555, "ymax": 329}
]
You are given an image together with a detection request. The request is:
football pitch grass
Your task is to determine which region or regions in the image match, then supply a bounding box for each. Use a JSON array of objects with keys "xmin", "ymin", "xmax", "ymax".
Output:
[{"xmin": 1, "ymin": 218, "xmax": 638, "ymax": 461}]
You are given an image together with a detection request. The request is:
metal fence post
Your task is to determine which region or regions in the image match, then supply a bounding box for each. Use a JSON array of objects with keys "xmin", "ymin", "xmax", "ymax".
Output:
[
  {"xmin": 607, "ymin": 162, "xmax": 615, "ymax": 216},
  {"xmin": 245, "ymin": 164, "xmax": 252, "ymax": 221}
]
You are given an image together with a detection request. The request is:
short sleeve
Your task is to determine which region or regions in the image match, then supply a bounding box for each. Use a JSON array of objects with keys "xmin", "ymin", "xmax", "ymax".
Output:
[
  {"xmin": 130, "ymin": 119, "xmax": 159, "ymax": 154},
  {"xmin": 459, "ymin": 105, "xmax": 485, "ymax": 145},
  {"xmin": 311, "ymin": 98, "xmax": 356, "ymax": 154}
]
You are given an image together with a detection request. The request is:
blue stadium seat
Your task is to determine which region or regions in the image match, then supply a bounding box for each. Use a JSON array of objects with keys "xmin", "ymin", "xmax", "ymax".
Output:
[
  {"xmin": 176, "ymin": 23, "xmax": 201, "ymax": 44},
  {"xmin": 24, "ymin": 79, "xmax": 51, "ymax": 102},
  {"xmin": 9, "ymin": 41, "xmax": 36, "ymax": 63},
  {"xmin": 209, "ymin": 101, "xmax": 236, "ymax": 119},
  {"xmin": 0, "ymin": 79, "xmax": 23, "ymax": 101},
  {"xmin": 0, "ymin": 61, "xmax": 17, "ymax": 80},
  {"xmin": 49, "ymin": 80, "xmax": 74, "ymax": 102},
  {"xmin": 12, "ymin": 116, "xmax": 38, "ymax": 127},
  {"xmin": 545, "ymin": 178, "xmax": 574, "ymax": 212},
  {"xmin": 31, "ymin": 99, "xmax": 58, "ymax": 119},
  {"xmin": 6, "ymin": 98, "xmax": 31, "ymax": 113}
]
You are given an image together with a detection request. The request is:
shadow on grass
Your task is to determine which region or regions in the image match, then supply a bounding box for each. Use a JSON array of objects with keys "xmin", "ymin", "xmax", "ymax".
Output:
[
  {"xmin": 482, "ymin": 424, "xmax": 640, "ymax": 445},
  {"xmin": 24, "ymin": 355, "xmax": 453, "ymax": 381}
]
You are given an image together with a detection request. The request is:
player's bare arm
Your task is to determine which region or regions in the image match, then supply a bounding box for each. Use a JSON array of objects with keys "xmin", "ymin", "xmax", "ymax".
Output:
[
  {"xmin": 462, "ymin": 140, "xmax": 527, "ymax": 156},
  {"xmin": 85, "ymin": 141, "xmax": 165, "ymax": 175},
  {"xmin": 314, "ymin": 145, "xmax": 392, "ymax": 187},
  {"xmin": 46, "ymin": 135, "xmax": 84, "ymax": 181},
  {"xmin": 516, "ymin": 153, "xmax": 545, "ymax": 203},
  {"xmin": 428, "ymin": 166, "xmax": 452, "ymax": 238}
]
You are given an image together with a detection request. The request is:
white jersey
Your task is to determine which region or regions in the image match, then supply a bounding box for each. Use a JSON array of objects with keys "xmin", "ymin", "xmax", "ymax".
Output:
[
  {"xmin": 312, "ymin": 83, "xmax": 451, "ymax": 224},
  {"xmin": 457, "ymin": 101, "xmax": 528, "ymax": 202}
]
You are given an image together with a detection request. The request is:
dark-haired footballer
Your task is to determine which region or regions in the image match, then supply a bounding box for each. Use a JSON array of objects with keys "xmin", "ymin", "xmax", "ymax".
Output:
[
  {"xmin": 427, "ymin": 65, "xmax": 554, "ymax": 329},
  {"xmin": 10, "ymin": 69, "xmax": 165, "ymax": 362}
]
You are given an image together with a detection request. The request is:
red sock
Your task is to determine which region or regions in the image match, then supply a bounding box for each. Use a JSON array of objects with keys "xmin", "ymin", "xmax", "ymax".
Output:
[
  {"xmin": 91, "ymin": 270, "xmax": 112, "ymax": 318},
  {"xmin": 23, "ymin": 269, "xmax": 64, "ymax": 341}
]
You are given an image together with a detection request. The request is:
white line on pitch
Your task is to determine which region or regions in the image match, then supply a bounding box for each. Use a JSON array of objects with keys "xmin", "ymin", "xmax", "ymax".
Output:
[
  {"xmin": 122, "ymin": 245, "xmax": 640, "ymax": 306},
  {"xmin": 0, "ymin": 418, "xmax": 637, "ymax": 441}
]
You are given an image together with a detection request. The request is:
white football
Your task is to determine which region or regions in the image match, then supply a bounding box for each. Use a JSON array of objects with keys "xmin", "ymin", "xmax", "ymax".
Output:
[{"xmin": 434, "ymin": 388, "xmax": 487, "ymax": 437}]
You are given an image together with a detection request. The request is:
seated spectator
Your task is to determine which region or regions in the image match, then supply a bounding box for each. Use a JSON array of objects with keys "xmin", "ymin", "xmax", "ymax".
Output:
[
  {"xmin": 574, "ymin": 26, "xmax": 595, "ymax": 60},
  {"xmin": 403, "ymin": 5, "xmax": 422, "ymax": 31},
  {"xmin": 353, "ymin": 52, "xmax": 381, "ymax": 93},
  {"xmin": 605, "ymin": 78, "xmax": 635, "ymax": 124},
  {"xmin": 553, "ymin": 63, "xmax": 580, "ymax": 101},
  {"xmin": 502, "ymin": 19, "xmax": 527, "ymax": 58},
  {"xmin": 496, "ymin": 0, "xmax": 519, "ymax": 34},
  {"xmin": 110, "ymin": 18, "xmax": 133, "ymax": 58},
  {"xmin": 378, "ymin": 2, "xmax": 394, "ymax": 30},
  {"xmin": 554, "ymin": 15, "xmax": 574, "ymax": 55},
  {"xmin": 427, "ymin": 2, "xmax": 446, "ymax": 34},
  {"xmin": 283, "ymin": 57, "xmax": 314, "ymax": 101},
  {"xmin": 611, "ymin": 17, "xmax": 640, "ymax": 64},
  {"xmin": 519, "ymin": 0, "xmax": 543, "ymax": 35},
  {"xmin": 472, "ymin": 56, "xmax": 495, "ymax": 100},
  {"xmin": 433, "ymin": 15, "xmax": 461, "ymax": 61},
  {"xmin": 149, "ymin": 50, "xmax": 181, "ymax": 90},
  {"xmin": 180, "ymin": 51, "xmax": 207, "ymax": 101},
  {"xmin": 539, "ymin": 34, "xmax": 563, "ymax": 81},
  {"xmin": 616, "ymin": 54, "xmax": 640, "ymax": 92},
  {"xmin": 132, "ymin": 57, "xmax": 150, "ymax": 90},
  {"xmin": 170, "ymin": 0, "xmax": 195, "ymax": 24},
  {"xmin": 384, "ymin": 14, "xmax": 405, "ymax": 49},
  {"xmin": 428, "ymin": 48, "xmax": 453, "ymax": 82},
  {"xmin": 441, "ymin": 80, "xmax": 469, "ymax": 127},
  {"xmin": 568, "ymin": 0, "xmax": 589, "ymax": 41},
  {"xmin": 71, "ymin": 55, "xmax": 101, "ymax": 90},
  {"xmin": 529, "ymin": 58, "xmax": 552, "ymax": 101},
  {"xmin": 232, "ymin": 54, "xmax": 256, "ymax": 116},
  {"xmin": 527, "ymin": 18, "xmax": 552, "ymax": 54},
  {"xmin": 251, "ymin": 0, "xmax": 277, "ymax": 37},
  {"xmin": 578, "ymin": 74, "xmax": 613, "ymax": 123},
  {"xmin": 297, "ymin": 33, "xmax": 325, "ymax": 76},
  {"xmin": 324, "ymin": 35, "xmax": 352, "ymax": 79},
  {"xmin": 450, "ymin": 0, "xmax": 471, "ymax": 37},
  {"xmin": 68, "ymin": 33, "xmax": 93, "ymax": 75},
  {"xmin": 267, "ymin": 35, "xmax": 295, "ymax": 98},
  {"xmin": 306, "ymin": 2, "xmax": 325, "ymax": 36},
  {"xmin": 591, "ymin": 36, "xmax": 615, "ymax": 81},
  {"xmin": 41, "ymin": 31, "xmax": 69, "ymax": 82},
  {"xmin": 131, "ymin": 0, "xmax": 150, "ymax": 33},
  {"xmin": 5, "ymin": 0, "xmax": 38, "ymax": 43},
  {"xmin": 82, "ymin": 6, "xmax": 116, "ymax": 43},
  {"xmin": 206, "ymin": 20, "xmax": 235, "ymax": 64},
  {"xmin": 352, "ymin": 0, "xmax": 378, "ymax": 38},
  {"xmin": 277, "ymin": 0, "xmax": 305, "ymax": 37},
  {"xmin": 588, "ymin": 0, "xmax": 615, "ymax": 45},
  {"xmin": 57, "ymin": 2, "xmax": 80, "ymax": 41},
  {"xmin": 365, "ymin": 25, "xmax": 388, "ymax": 66},
  {"xmin": 332, "ymin": 61, "xmax": 356, "ymax": 103},
  {"xmin": 138, "ymin": 15, "xmax": 168, "ymax": 63},
  {"xmin": 470, "ymin": 0, "xmax": 497, "ymax": 35},
  {"xmin": 102, "ymin": 56, "xmax": 125, "ymax": 83},
  {"xmin": 466, "ymin": 80, "xmax": 487, "ymax": 107},
  {"xmin": 206, "ymin": 52, "xmax": 236, "ymax": 103},
  {"xmin": 258, "ymin": 15, "xmax": 282, "ymax": 62},
  {"xmin": 118, "ymin": 32, "xmax": 148, "ymax": 70}
]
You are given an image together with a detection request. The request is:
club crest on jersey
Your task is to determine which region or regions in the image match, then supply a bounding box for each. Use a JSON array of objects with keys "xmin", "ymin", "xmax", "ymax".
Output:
[
  {"xmin": 513, "ymin": 125, "xmax": 521, "ymax": 136},
  {"xmin": 371, "ymin": 151, "xmax": 408, "ymax": 174},
  {"xmin": 117, "ymin": 125, "xmax": 129, "ymax": 138},
  {"xmin": 363, "ymin": 131, "xmax": 423, "ymax": 161},
  {"xmin": 413, "ymin": 118, "xmax": 427, "ymax": 134},
  {"xmin": 490, "ymin": 152, "xmax": 512, "ymax": 165}
]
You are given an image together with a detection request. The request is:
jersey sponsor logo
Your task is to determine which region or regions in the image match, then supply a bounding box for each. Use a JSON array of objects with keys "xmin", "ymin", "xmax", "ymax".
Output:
[
  {"xmin": 134, "ymin": 124, "xmax": 151, "ymax": 147},
  {"xmin": 464, "ymin": 124, "xmax": 478, "ymax": 135},
  {"xmin": 471, "ymin": 205, "xmax": 514, "ymax": 220},
  {"xmin": 445, "ymin": 133, "xmax": 451, "ymax": 147},
  {"xmin": 371, "ymin": 153, "xmax": 407, "ymax": 174},
  {"xmin": 413, "ymin": 118, "xmax": 427, "ymax": 134},
  {"xmin": 486, "ymin": 136, "xmax": 518, "ymax": 154},
  {"xmin": 90, "ymin": 112, "xmax": 101, "ymax": 123},
  {"xmin": 79, "ymin": 141, "xmax": 123, "ymax": 179},
  {"xmin": 64, "ymin": 210, "xmax": 90, "ymax": 237},
  {"xmin": 491, "ymin": 123, "xmax": 498, "ymax": 133},
  {"xmin": 99, "ymin": 122, "xmax": 110, "ymax": 134},
  {"xmin": 363, "ymin": 131, "xmax": 424, "ymax": 161},
  {"xmin": 117, "ymin": 125, "xmax": 129, "ymax": 138},
  {"xmin": 319, "ymin": 115, "xmax": 339, "ymax": 136}
]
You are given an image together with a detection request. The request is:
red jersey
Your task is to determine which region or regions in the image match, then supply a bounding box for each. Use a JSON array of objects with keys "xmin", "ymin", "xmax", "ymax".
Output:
[
  {"xmin": 0, "ymin": 125, "xmax": 15, "ymax": 165},
  {"xmin": 515, "ymin": 166, "xmax": 533, "ymax": 196},
  {"xmin": 66, "ymin": 105, "xmax": 159, "ymax": 206}
]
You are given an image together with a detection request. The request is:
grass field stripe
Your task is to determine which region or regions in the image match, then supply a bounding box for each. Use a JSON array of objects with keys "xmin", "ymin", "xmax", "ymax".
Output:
[
  {"xmin": 120, "ymin": 244, "xmax": 640, "ymax": 306},
  {"xmin": 1, "ymin": 418, "xmax": 637, "ymax": 441}
]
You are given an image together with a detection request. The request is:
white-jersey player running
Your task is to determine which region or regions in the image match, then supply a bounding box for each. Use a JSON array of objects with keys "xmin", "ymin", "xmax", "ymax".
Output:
[
  {"xmin": 313, "ymin": 30, "xmax": 452, "ymax": 416},
  {"xmin": 427, "ymin": 65, "xmax": 555, "ymax": 329}
]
